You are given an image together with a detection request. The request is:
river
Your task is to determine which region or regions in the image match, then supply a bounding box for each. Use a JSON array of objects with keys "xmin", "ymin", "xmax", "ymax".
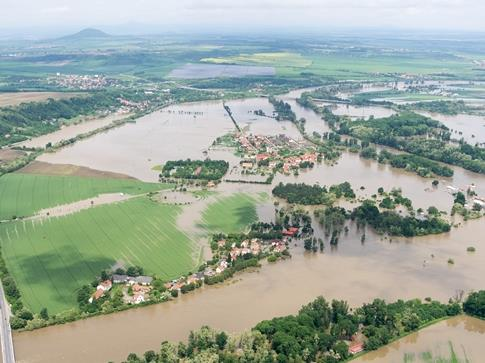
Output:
[{"xmin": 13, "ymin": 88, "xmax": 485, "ymax": 363}]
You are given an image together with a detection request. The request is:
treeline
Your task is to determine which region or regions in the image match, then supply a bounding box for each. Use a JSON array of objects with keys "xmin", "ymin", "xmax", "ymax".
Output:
[
  {"xmin": 360, "ymin": 147, "xmax": 454, "ymax": 177},
  {"xmin": 338, "ymin": 112, "xmax": 448, "ymax": 140},
  {"xmin": 272, "ymin": 182, "xmax": 355, "ymax": 205},
  {"xmin": 121, "ymin": 294, "xmax": 466, "ymax": 363},
  {"xmin": 268, "ymin": 96, "xmax": 296, "ymax": 122},
  {"xmin": 188, "ymin": 76, "xmax": 323, "ymax": 94},
  {"xmin": 0, "ymin": 89, "xmax": 155, "ymax": 147},
  {"xmin": 351, "ymin": 200, "xmax": 450, "ymax": 237},
  {"xmin": 161, "ymin": 159, "xmax": 229, "ymax": 181},
  {"xmin": 408, "ymin": 100, "xmax": 470, "ymax": 115}
]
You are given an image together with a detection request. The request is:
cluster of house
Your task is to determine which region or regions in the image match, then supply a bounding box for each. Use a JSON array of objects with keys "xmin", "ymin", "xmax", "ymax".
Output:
[
  {"xmin": 89, "ymin": 274, "xmax": 154, "ymax": 304},
  {"xmin": 163, "ymin": 236, "xmax": 290, "ymax": 294},
  {"xmin": 88, "ymin": 280, "xmax": 112, "ymax": 303},
  {"xmin": 163, "ymin": 272, "xmax": 205, "ymax": 292},
  {"xmin": 225, "ymin": 238, "xmax": 262, "ymax": 261},
  {"xmin": 281, "ymin": 152, "xmax": 317, "ymax": 174},
  {"xmin": 49, "ymin": 73, "xmax": 117, "ymax": 90},
  {"xmin": 236, "ymin": 132, "xmax": 318, "ymax": 175},
  {"xmin": 113, "ymin": 274, "xmax": 153, "ymax": 305},
  {"xmin": 118, "ymin": 98, "xmax": 151, "ymax": 112},
  {"xmin": 237, "ymin": 133, "xmax": 299, "ymax": 156}
]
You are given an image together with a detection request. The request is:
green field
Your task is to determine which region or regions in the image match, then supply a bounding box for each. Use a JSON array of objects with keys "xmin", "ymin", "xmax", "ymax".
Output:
[
  {"xmin": 0, "ymin": 173, "xmax": 167, "ymax": 220},
  {"xmin": 198, "ymin": 193, "xmax": 260, "ymax": 234},
  {"xmin": 200, "ymin": 51, "xmax": 478, "ymax": 79},
  {"xmin": 0, "ymin": 196, "xmax": 198, "ymax": 313}
]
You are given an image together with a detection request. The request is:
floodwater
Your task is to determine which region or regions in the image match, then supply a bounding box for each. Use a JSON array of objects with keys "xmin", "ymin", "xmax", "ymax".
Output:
[
  {"xmin": 14, "ymin": 216, "xmax": 485, "ymax": 363},
  {"xmin": 13, "ymin": 88, "xmax": 485, "ymax": 363},
  {"xmin": 18, "ymin": 112, "xmax": 131, "ymax": 149},
  {"xmin": 226, "ymin": 97, "xmax": 302, "ymax": 140},
  {"xmin": 417, "ymin": 111, "xmax": 485, "ymax": 145},
  {"xmin": 168, "ymin": 63, "xmax": 275, "ymax": 79},
  {"xmin": 354, "ymin": 316, "xmax": 485, "ymax": 363},
  {"xmin": 39, "ymin": 101, "xmax": 236, "ymax": 181}
]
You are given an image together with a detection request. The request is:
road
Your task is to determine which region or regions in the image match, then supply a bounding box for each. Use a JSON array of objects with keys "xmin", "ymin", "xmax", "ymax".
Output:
[{"xmin": 0, "ymin": 282, "xmax": 15, "ymax": 363}]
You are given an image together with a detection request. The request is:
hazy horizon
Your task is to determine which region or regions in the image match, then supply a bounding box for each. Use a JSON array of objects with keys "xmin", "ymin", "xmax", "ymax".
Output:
[{"xmin": 3, "ymin": 0, "xmax": 485, "ymax": 39}]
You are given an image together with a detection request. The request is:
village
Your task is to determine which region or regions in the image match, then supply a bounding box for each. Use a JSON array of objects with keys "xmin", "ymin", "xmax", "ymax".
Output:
[
  {"xmin": 87, "ymin": 229, "xmax": 296, "ymax": 306},
  {"xmin": 235, "ymin": 132, "xmax": 320, "ymax": 176},
  {"xmin": 47, "ymin": 73, "xmax": 119, "ymax": 90}
]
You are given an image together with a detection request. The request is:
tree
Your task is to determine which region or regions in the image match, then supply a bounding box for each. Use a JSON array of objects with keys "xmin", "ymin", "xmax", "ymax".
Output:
[
  {"xmin": 143, "ymin": 350, "xmax": 157, "ymax": 362},
  {"xmin": 17, "ymin": 308, "xmax": 34, "ymax": 321},
  {"xmin": 333, "ymin": 341, "xmax": 349, "ymax": 360},
  {"xmin": 40, "ymin": 307, "xmax": 49, "ymax": 320},
  {"xmin": 100, "ymin": 270, "xmax": 110, "ymax": 281},
  {"xmin": 454, "ymin": 192, "xmax": 466, "ymax": 206},
  {"xmin": 159, "ymin": 341, "xmax": 178, "ymax": 362},
  {"xmin": 10, "ymin": 316, "xmax": 26, "ymax": 329},
  {"xmin": 463, "ymin": 290, "xmax": 485, "ymax": 318},
  {"xmin": 216, "ymin": 331, "xmax": 228, "ymax": 350}
]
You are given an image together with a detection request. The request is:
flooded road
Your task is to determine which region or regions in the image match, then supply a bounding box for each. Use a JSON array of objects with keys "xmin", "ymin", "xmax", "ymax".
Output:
[
  {"xmin": 13, "ymin": 88, "xmax": 485, "ymax": 363},
  {"xmin": 354, "ymin": 316, "xmax": 485, "ymax": 363}
]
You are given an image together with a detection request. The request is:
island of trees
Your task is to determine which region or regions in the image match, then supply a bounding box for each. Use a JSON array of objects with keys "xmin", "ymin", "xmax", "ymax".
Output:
[
  {"xmin": 272, "ymin": 182, "xmax": 355, "ymax": 205},
  {"xmin": 336, "ymin": 112, "xmax": 485, "ymax": 174},
  {"xmin": 161, "ymin": 159, "xmax": 229, "ymax": 181},
  {"xmin": 272, "ymin": 183, "xmax": 450, "ymax": 238}
]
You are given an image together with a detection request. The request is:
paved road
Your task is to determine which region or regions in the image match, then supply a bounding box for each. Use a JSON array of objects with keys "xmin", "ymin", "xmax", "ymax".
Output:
[{"xmin": 0, "ymin": 283, "xmax": 15, "ymax": 363}]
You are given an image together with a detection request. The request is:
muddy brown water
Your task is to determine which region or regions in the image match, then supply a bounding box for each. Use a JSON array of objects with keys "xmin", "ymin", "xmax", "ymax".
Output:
[
  {"xmin": 353, "ymin": 315, "xmax": 485, "ymax": 363},
  {"xmin": 13, "ymin": 216, "xmax": 485, "ymax": 363},
  {"xmin": 17, "ymin": 112, "xmax": 131, "ymax": 149},
  {"xmin": 13, "ymin": 88, "xmax": 485, "ymax": 363},
  {"xmin": 417, "ymin": 111, "xmax": 485, "ymax": 145}
]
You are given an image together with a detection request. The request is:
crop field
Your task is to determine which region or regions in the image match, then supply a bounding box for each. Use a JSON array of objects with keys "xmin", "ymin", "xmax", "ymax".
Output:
[
  {"xmin": 200, "ymin": 51, "xmax": 478, "ymax": 79},
  {"xmin": 0, "ymin": 92, "xmax": 82, "ymax": 107},
  {"xmin": 0, "ymin": 173, "xmax": 166, "ymax": 220},
  {"xmin": 198, "ymin": 193, "xmax": 259, "ymax": 234},
  {"xmin": 0, "ymin": 197, "xmax": 198, "ymax": 313}
]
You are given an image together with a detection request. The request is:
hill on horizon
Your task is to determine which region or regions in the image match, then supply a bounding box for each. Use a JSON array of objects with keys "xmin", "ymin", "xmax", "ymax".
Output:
[{"xmin": 59, "ymin": 28, "xmax": 112, "ymax": 40}]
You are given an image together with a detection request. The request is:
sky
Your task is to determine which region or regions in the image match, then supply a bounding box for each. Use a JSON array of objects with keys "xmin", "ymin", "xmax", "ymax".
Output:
[{"xmin": 3, "ymin": 0, "xmax": 485, "ymax": 37}]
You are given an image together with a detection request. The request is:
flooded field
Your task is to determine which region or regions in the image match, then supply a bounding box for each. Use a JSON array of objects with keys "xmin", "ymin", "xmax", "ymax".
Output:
[
  {"xmin": 226, "ymin": 97, "xmax": 302, "ymax": 140},
  {"xmin": 318, "ymin": 102, "xmax": 396, "ymax": 120},
  {"xmin": 354, "ymin": 316, "xmax": 485, "ymax": 363},
  {"xmin": 13, "ymin": 88, "xmax": 485, "ymax": 363},
  {"xmin": 39, "ymin": 101, "xmax": 236, "ymax": 181},
  {"xmin": 417, "ymin": 111, "xmax": 485, "ymax": 145},
  {"xmin": 168, "ymin": 63, "xmax": 275, "ymax": 79},
  {"xmin": 17, "ymin": 112, "xmax": 131, "ymax": 149}
]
